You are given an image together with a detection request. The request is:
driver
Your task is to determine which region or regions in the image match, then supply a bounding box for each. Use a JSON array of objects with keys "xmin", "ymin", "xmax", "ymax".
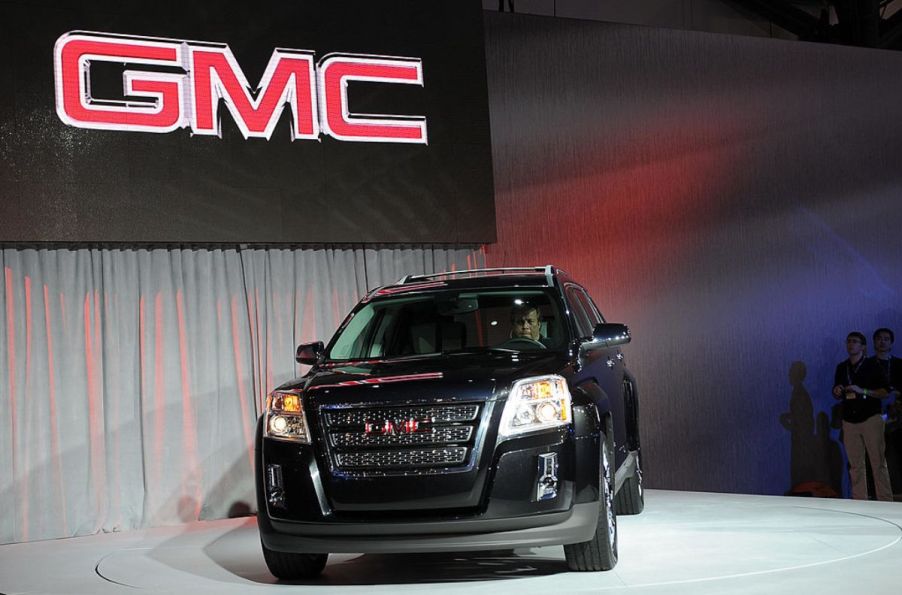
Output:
[{"xmin": 510, "ymin": 303, "xmax": 552, "ymax": 347}]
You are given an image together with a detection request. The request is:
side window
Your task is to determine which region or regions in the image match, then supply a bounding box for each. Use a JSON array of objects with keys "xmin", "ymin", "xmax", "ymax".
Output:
[
  {"xmin": 589, "ymin": 294, "xmax": 606, "ymax": 323},
  {"xmin": 576, "ymin": 289, "xmax": 603, "ymax": 327},
  {"xmin": 565, "ymin": 286, "xmax": 594, "ymax": 338}
]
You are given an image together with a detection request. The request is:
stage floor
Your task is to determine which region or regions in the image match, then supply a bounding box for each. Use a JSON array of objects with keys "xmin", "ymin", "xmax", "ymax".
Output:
[{"xmin": 2, "ymin": 490, "xmax": 900, "ymax": 594}]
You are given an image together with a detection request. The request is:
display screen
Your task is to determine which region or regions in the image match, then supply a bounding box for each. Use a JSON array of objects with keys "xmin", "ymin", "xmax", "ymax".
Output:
[{"xmin": 0, "ymin": 0, "xmax": 495, "ymax": 243}]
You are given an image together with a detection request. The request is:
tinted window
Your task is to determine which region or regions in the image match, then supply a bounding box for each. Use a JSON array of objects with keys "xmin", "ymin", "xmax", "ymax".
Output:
[
  {"xmin": 326, "ymin": 289, "xmax": 565, "ymax": 361},
  {"xmin": 583, "ymin": 290, "xmax": 605, "ymax": 324},
  {"xmin": 576, "ymin": 288, "xmax": 603, "ymax": 326},
  {"xmin": 565, "ymin": 286, "xmax": 594, "ymax": 338}
]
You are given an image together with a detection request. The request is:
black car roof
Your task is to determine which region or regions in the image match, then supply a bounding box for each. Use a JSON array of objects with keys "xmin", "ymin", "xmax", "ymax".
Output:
[{"xmin": 366, "ymin": 266, "xmax": 572, "ymax": 300}]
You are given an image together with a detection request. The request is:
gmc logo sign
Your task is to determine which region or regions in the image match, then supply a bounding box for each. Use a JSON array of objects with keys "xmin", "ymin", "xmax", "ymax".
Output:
[
  {"xmin": 364, "ymin": 418, "xmax": 421, "ymax": 435},
  {"xmin": 53, "ymin": 31, "xmax": 427, "ymax": 144}
]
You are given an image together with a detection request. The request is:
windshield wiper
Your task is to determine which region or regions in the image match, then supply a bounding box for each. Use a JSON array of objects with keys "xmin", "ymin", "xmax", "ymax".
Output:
[{"xmin": 323, "ymin": 352, "xmax": 444, "ymax": 365}]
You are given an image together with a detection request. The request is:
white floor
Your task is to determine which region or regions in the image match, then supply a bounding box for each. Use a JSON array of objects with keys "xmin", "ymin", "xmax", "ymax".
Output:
[{"xmin": 2, "ymin": 490, "xmax": 901, "ymax": 594}]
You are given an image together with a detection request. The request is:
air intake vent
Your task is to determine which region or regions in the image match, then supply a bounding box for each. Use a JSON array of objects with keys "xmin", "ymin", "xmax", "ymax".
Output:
[{"xmin": 337, "ymin": 446, "xmax": 469, "ymax": 469}]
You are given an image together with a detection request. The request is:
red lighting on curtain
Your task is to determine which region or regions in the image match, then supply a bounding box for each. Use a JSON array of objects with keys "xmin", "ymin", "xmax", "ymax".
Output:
[{"xmin": 176, "ymin": 290, "xmax": 202, "ymax": 521}]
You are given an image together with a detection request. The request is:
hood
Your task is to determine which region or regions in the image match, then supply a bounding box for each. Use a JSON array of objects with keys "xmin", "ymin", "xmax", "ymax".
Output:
[{"xmin": 278, "ymin": 350, "xmax": 570, "ymax": 407}]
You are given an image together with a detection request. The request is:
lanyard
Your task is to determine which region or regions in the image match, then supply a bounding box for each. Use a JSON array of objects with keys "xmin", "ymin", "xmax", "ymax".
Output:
[
  {"xmin": 877, "ymin": 357, "xmax": 893, "ymax": 386},
  {"xmin": 846, "ymin": 358, "xmax": 863, "ymax": 386}
]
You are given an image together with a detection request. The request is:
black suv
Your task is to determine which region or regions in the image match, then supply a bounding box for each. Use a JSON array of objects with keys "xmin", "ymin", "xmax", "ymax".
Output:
[{"xmin": 255, "ymin": 266, "xmax": 643, "ymax": 579}]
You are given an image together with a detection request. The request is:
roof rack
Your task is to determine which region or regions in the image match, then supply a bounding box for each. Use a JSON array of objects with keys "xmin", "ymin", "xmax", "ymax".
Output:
[{"xmin": 397, "ymin": 265, "xmax": 557, "ymax": 287}]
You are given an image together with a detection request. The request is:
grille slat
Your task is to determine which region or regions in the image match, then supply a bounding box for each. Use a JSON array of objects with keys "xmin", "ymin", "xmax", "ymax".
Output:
[
  {"xmin": 331, "ymin": 426, "xmax": 472, "ymax": 448},
  {"xmin": 336, "ymin": 447, "xmax": 468, "ymax": 469},
  {"xmin": 321, "ymin": 403, "xmax": 481, "ymax": 472},
  {"xmin": 325, "ymin": 404, "xmax": 479, "ymax": 427}
]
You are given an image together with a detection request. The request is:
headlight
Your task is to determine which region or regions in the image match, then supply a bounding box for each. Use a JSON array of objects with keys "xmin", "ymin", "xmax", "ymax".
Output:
[
  {"xmin": 499, "ymin": 375, "xmax": 572, "ymax": 438},
  {"xmin": 264, "ymin": 390, "xmax": 311, "ymax": 443}
]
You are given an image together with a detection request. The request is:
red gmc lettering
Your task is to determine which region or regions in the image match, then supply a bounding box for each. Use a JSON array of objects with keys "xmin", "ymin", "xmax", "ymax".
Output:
[
  {"xmin": 190, "ymin": 47, "xmax": 318, "ymax": 140},
  {"xmin": 319, "ymin": 55, "xmax": 427, "ymax": 143},
  {"xmin": 53, "ymin": 31, "xmax": 427, "ymax": 144},
  {"xmin": 54, "ymin": 34, "xmax": 186, "ymax": 133}
]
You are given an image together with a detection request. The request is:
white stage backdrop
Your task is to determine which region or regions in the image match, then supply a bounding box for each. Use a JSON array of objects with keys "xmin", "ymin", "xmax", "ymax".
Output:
[{"xmin": 0, "ymin": 246, "xmax": 485, "ymax": 543}]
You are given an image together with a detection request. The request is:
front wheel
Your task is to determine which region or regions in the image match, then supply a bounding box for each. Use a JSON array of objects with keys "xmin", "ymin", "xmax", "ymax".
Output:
[
  {"xmin": 615, "ymin": 450, "xmax": 644, "ymax": 515},
  {"xmin": 261, "ymin": 540, "xmax": 328, "ymax": 580},
  {"xmin": 564, "ymin": 433, "xmax": 618, "ymax": 571},
  {"xmin": 616, "ymin": 379, "xmax": 644, "ymax": 515}
]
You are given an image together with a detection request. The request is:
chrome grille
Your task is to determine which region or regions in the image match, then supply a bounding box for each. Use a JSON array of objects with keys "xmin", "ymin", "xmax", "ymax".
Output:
[
  {"xmin": 321, "ymin": 403, "xmax": 481, "ymax": 473},
  {"xmin": 336, "ymin": 447, "xmax": 468, "ymax": 469}
]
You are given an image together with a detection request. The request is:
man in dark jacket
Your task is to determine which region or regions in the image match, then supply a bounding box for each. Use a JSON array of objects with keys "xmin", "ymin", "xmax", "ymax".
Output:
[
  {"xmin": 833, "ymin": 331, "xmax": 891, "ymax": 500},
  {"xmin": 872, "ymin": 328, "xmax": 902, "ymax": 405},
  {"xmin": 873, "ymin": 327, "xmax": 902, "ymax": 498}
]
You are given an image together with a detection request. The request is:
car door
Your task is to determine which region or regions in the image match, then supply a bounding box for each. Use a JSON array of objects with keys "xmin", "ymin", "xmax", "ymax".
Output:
[{"xmin": 565, "ymin": 284, "xmax": 628, "ymax": 468}]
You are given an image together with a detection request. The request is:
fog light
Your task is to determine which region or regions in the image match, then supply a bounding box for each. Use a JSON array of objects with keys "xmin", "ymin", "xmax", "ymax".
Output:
[
  {"xmin": 536, "ymin": 452, "xmax": 558, "ymax": 501},
  {"xmin": 266, "ymin": 464, "xmax": 285, "ymax": 507}
]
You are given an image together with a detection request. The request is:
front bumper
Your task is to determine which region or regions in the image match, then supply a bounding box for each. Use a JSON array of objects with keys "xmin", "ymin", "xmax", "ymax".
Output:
[
  {"xmin": 254, "ymin": 403, "xmax": 603, "ymax": 554},
  {"xmin": 261, "ymin": 501, "xmax": 599, "ymax": 553}
]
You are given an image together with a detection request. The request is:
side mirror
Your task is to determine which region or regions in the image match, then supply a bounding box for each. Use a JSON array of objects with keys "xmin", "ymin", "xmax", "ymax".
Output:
[
  {"xmin": 590, "ymin": 323, "xmax": 631, "ymax": 347},
  {"xmin": 296, "ymin": 341, "xmax": 325, "ymax": 365}
]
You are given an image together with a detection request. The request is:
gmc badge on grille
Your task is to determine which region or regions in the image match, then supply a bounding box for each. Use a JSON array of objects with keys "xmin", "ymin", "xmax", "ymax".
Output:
[{"xmin": 364, "ymin": 418, "xmax": 421, "ymax": 435}]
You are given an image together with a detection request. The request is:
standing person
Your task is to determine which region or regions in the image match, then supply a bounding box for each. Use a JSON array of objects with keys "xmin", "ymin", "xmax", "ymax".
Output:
[
  {"xmin": 873, "ymin": 327, "xmax": 902, "ymax": 499},
  {"xmin": 832, "ymin": 331, "xmax": 891, "ymax": 501},
  {"xmin": 872, "ymin": 328, "xmax": 902, "ymax": 404}
]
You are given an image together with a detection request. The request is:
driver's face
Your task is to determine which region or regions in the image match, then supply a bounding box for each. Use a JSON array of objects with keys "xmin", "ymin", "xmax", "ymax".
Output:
[{"xmin": 512, "ymin": 310, "xmax": 541, "ymax": 340}]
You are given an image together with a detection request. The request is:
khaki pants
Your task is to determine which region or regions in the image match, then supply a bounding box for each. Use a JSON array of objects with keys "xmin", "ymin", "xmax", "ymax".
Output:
[{"xmin": 843, "ymin": 415, "xmax": 893, "ymax": 501}]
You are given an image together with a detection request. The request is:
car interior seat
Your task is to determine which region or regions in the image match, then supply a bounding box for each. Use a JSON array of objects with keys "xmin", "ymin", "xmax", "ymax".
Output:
[{"xmin": 440, "ymin": 321, "xmax": 467, "ymax": 351}]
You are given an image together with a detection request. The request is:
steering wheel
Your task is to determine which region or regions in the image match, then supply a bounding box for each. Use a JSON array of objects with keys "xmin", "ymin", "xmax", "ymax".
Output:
[{"xmin": 499, "ymin": 337, "xmax": 546, "ymax": 350}]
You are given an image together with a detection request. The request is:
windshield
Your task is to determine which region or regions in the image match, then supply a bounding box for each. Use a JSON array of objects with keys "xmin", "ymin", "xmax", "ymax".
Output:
[{"xmin": 325, "ymin": 289, "xmax": 566, "ymax": 362}]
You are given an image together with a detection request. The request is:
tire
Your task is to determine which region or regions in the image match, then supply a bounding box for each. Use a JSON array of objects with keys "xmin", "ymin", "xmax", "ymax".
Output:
[
  {"xmin": 564, "ymin": 433, "xmax": 618, "ymax": 571},
  {"xmin": 615, "ymin": 450, "xmax": 644, "ymax": 515},
  {"xmin": 616, "ymin": 379, "xmax": 645, "ymax": 515},
  {"xmin": 261, "ymin": 540, "xmax": 328, "ymax": 580}
]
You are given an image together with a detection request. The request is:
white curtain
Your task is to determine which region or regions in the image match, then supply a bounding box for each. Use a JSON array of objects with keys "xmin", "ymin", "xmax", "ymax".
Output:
[{"xmin": 0, "ymin": 245, "xmax": 485, "ymax": 544}]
